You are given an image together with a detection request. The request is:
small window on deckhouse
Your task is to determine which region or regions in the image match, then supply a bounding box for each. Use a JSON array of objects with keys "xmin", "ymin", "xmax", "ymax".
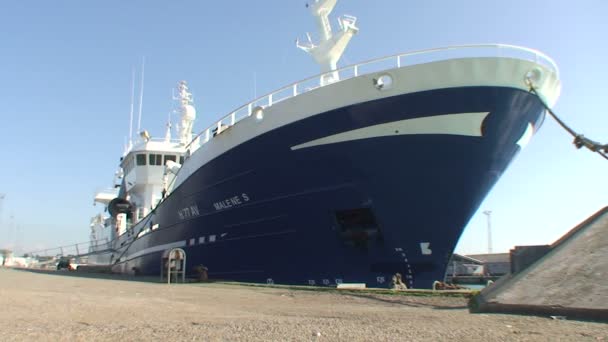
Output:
[
  {"xmin": 136, "ymin": 154, "xmax": 146, "ymax": 166},
  {"xmin": 137, "ymin": 207, "xmax": 145, "ymax": 221},
  {"xmin": 149, "ymin": 154, "xmax": 163, "ymax": 166},
  {"xmin": 164, "ymin": 155, "xmax": 177, "ymax": 164}
]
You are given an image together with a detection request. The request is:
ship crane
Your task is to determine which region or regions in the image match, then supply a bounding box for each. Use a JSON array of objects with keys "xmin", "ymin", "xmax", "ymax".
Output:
[{"xmin": 297, "ymin": 0, "xmax": 359, "ymax": 85}]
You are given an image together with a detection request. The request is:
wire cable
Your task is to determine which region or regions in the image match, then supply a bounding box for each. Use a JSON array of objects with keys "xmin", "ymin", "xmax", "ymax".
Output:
[
  {"xmin": 111, "ymin": 210, "xmax": 155, "ymax": 266},
  {"xmin": 529, "ymin": 86, "xmax": 608, "ymax": 161}
]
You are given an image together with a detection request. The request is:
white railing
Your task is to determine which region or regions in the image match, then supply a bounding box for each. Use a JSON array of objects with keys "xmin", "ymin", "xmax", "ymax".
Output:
[
  {"xmin": 186, "ymin": 44, "xmax": 559, "ymax": 151},
  {"xmin": 95, "ymin": 187, "xmax": 119, "ymax": 195},
  {"xmin": 25, "ymin": 240, "xmax": 106, "ymax": 258},
  {"xmin": 147, "ymin": 137, "xmax": 183, "ymax": 144}
]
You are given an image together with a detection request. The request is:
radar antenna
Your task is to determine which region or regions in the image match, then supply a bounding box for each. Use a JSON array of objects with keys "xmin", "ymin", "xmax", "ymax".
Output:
[{"xmin": 297, "ymin": 0, "xmax": 359, "ymax": 85}]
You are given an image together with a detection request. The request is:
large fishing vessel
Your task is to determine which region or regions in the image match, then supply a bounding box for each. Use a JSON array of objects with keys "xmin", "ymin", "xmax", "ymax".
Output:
[{"xmin": 89, "ymin": 0, "xmax": 560, "ymax": 288}]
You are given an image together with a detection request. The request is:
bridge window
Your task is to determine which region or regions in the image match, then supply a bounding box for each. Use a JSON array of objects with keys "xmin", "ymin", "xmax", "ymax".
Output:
[
  {"xmin": 136, "ymin": 154, "xmax": 146, "ymax": 166},
  {"xmin": 149, "ymin": 154, "xmax": 163, "ymax": 166},
  {"xmin": 136, "ymin": 207, "xmax": 145, "ymax": 221},
  {"xmin": 164, "ymin": 155, "xmax": 177, "ymax": 164}
]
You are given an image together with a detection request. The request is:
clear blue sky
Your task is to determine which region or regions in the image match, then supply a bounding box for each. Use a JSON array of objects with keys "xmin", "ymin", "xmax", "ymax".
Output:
[{"xmin": 0, "ymin": 1, "xmax": 606, "ymax": 255}]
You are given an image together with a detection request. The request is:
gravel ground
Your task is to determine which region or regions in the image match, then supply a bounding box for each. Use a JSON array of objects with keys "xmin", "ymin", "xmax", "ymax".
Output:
[{"xmin": 0, "ymin": 268, "xmax": 605, "ymax": 341}]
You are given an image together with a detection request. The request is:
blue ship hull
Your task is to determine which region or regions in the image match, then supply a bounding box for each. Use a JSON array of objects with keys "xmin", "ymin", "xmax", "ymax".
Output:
[{"xmin": 112, "ymin": 86, "xmax": 544, "ymax": 289}]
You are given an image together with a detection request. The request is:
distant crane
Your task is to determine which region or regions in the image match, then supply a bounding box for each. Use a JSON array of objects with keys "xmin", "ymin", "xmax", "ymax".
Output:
[{"xmin": 483, "ymin": 210, "xmax": 493, "ymax": 254}]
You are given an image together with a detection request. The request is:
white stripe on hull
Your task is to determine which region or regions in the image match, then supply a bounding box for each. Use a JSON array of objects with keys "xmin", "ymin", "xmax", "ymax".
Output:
[
  {"xmin": 291, "ymin": 112, "xmax": 489, "ymax": 150},
  {"xmin": 126, "ymin": 240, "xmax": 186, "ymax": 261}
]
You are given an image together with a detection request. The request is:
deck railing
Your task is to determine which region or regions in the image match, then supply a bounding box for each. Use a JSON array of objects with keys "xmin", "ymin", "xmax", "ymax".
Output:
[
  {"xmin": 25, "ymin": 239, "xmax": 114, "ymax": 259},
  {"xmin": 186, "ymin": 44, "xmax": 558, "ymax": 151}
]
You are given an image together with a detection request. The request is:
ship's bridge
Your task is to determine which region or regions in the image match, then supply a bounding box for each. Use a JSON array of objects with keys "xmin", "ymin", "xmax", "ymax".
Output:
[{"xmin": 122, "ymin": 138, "xmax": 186, "ymax": 222}]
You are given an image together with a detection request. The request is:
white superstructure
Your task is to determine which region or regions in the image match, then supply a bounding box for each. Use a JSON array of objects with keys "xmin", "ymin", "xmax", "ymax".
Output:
[{"xmin": 91, "ymin": 81, "xmax": 197, "ymax": 241}]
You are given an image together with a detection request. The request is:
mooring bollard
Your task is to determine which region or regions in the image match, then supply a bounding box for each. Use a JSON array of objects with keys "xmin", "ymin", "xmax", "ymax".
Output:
[{"xmin": 195, "ymin": 265, "xmax": 208, "ymax": 282}]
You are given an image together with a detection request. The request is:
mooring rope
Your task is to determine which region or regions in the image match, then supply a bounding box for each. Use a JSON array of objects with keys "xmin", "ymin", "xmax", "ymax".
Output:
[{"xmin": 529, "ymin": 85, "xmax": 608, "ymax": 161}]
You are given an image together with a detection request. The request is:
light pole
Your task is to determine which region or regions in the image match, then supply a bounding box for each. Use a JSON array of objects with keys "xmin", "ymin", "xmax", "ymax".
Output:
[{"xmin": 483, "ymin": 210, "xmax": 492, "ymax": 254}]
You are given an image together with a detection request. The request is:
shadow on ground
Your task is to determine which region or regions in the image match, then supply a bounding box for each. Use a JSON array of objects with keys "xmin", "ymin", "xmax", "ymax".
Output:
[{"xmin": 343, "ymin": 292, "xmax": 468, "ymax": 310}]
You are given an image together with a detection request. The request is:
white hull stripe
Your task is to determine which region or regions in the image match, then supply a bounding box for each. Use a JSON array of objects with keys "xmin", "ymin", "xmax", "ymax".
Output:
[
  {"xmin": 127, "ymin": 240, "xmax": 186, "ymax": 260},
  {"xmin": 290, "ymin": 112, "xmax": 489, "ymax": 151}
]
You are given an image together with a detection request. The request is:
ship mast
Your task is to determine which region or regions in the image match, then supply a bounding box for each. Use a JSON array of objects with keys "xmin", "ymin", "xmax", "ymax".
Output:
[
  {"xmin": 175, "ymin": 81, "xmax": 196, "ymax": 145},
  {"xmin": 297, "ymin": 0, "xmax": 359, "ymax": 85}
]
